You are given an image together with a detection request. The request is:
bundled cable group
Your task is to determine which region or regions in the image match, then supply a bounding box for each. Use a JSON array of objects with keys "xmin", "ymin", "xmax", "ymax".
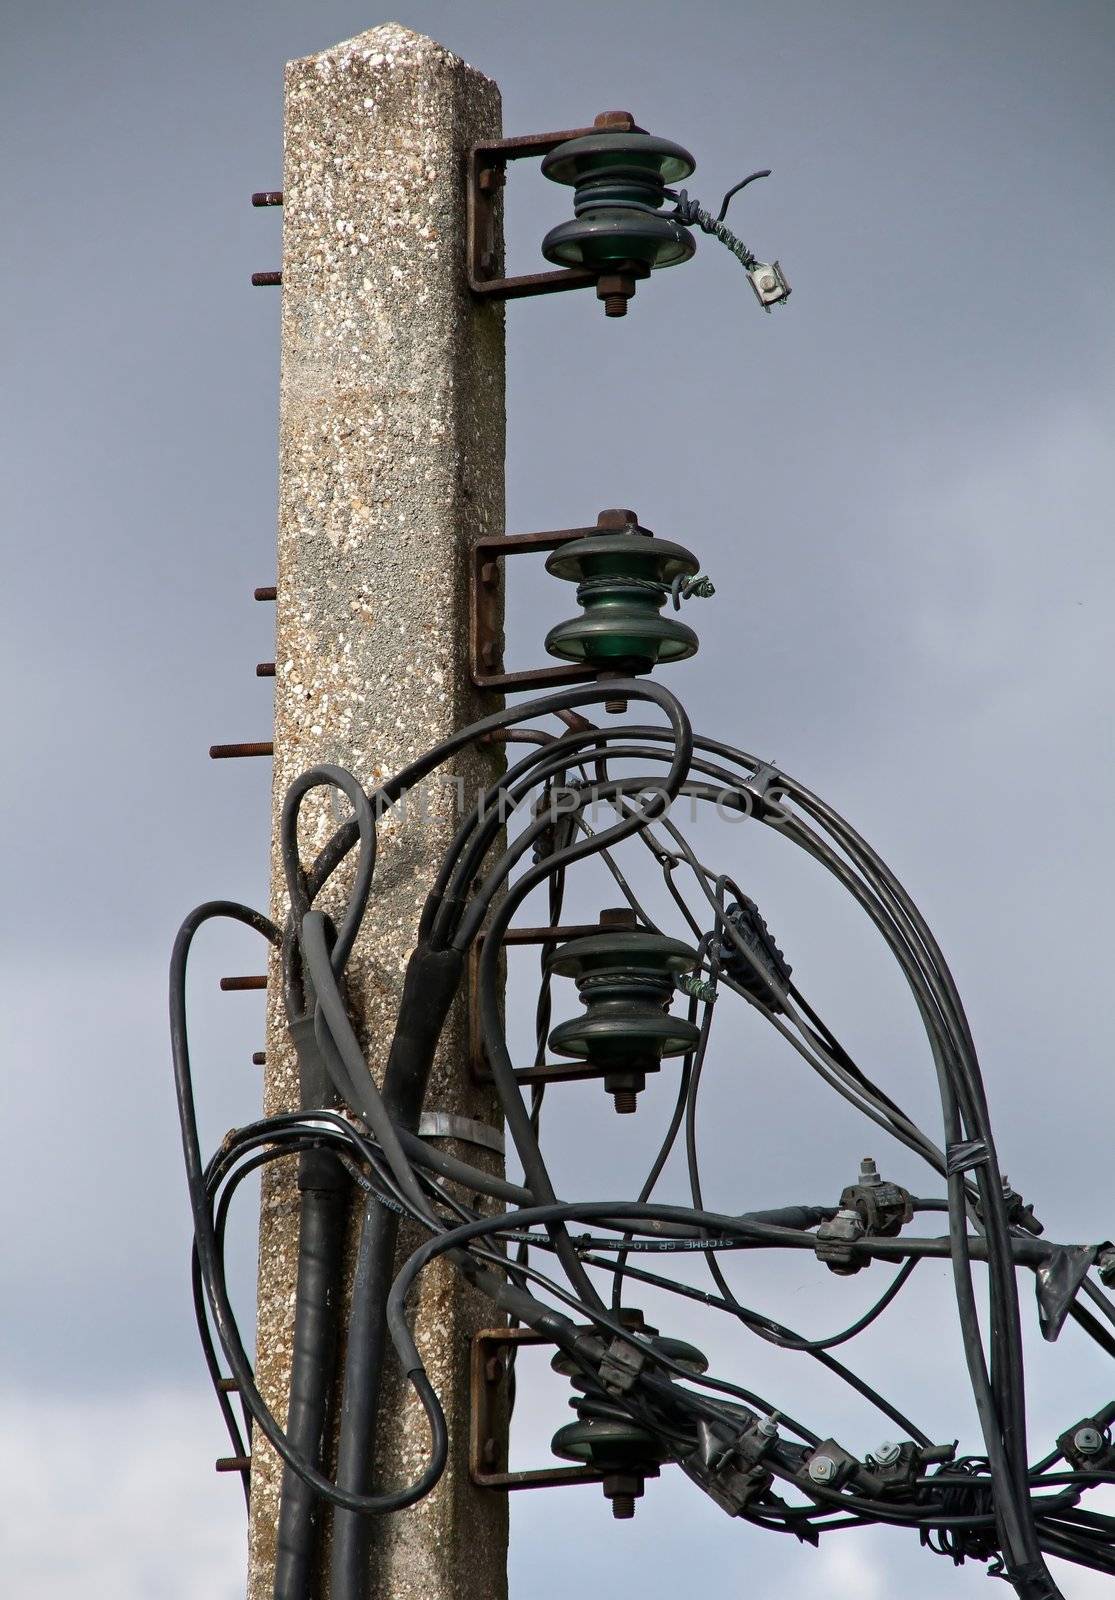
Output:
[{"xmin": 172, "ymin": 677, "xmax": 1115, "ymax": 1600}]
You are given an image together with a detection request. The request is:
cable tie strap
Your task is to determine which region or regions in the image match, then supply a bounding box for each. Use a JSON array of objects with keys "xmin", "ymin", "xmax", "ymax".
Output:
[
  {"xmin": 945, "ymin": 1139, "xmax": 989, "ymax": 1175},
  {"xmin": 747, "ymin": 762, "xmax": 782, "ymax": 799},
  {"xmin": 417, "ymin": 1112, "xmax": 505, "ymax": 1157},
  {"xmin": 599, "ymin": 1336, "xmax": 645, "ymax": 1395},
  {"xmin": 743, "ymin": 762, "xmax": 789, "ymax": 825},
  {"xmin": 688, "ymin": 1417, "xmax": 774, "ymax": 1515},
  {"xmin": 1035, "ymin": 1244, "xmax": 1098, "ymax": 1343},
  {"xmin": 1095, "ymin": 1241, "xmax": 1115, "ymax": 1289}
]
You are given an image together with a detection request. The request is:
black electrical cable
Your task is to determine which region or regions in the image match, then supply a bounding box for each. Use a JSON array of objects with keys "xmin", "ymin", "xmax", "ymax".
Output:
[
  {"xmin": 273, "ymin": 1174, "xmax": 347, "ymax": 1600},
  {"xmin": 274, "ymin": 770, "xmax": 379, "ymax": 1600},
  {"xmin": 171, "ymin": 904, "xmax": 450, "ymax": 1513},
  {"xmin": 484, "ymin": 743, "xmax": 947, "ymax": 1171},
  {"xmin": 719, "ymin": 753, "xmax": 1039, "ymax": 1514},
  {"xmin": 461, "ymin": 687, "xmax": 694, "ymax": 1311},
  {"xmin": 534, "ymin": 726, "xmax": 1059, "ymax": 1590},
  {"xmin": 174, "ymin": 699, "xmax": 1112, "ymax": 1597},
  {"xmin": 296, "ymin": 927, "xmax": 468, "ymax": 1591}
]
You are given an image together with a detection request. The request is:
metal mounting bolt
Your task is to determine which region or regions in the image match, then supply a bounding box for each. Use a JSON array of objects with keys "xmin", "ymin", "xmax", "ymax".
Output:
[
  {"xmin": 593, "ymin": 110, "xmax": 637, "ymax": 131},
  {"xmin": 596, "ymin": 272, "xmax": 636, "ymax": 318},
  {"xmin": 1074, "ymin": 1426, "xmax": 1104, "ymax": 1457},
  {"xmin": 859, "ymin": 1156, "xmax": 882, "ymax": 1186},
  {"xmin": 210, "ymin": 741, "xmax": 274, "ymax": 759},
  {"xmin": 596, "ymin": 508, "xmax": 639, "ymax": 530},
  {"xmin": 871, "ymin": 1440, "xmax": 901, "ymax": 1467},
  {"xmin": 807, "ymin": 1454, "xmax": 837, "ymax": 1484},
  {"xmin": 601, "ymin": 1469, "xmax": 644, "ymax": 1519}
]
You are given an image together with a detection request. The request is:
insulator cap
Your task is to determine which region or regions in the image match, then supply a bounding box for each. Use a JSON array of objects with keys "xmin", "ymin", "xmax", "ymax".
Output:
[
  {"xmin": 541, "ymin": 132, "xmax": 695, "ymax": 188},
  {"xmin": 545, "ymin": 533, "xmax": 699, "ymax": 586},
  {"xmin": 551, "ymin": 1415, "xmax": 665, "ymax": 1469}
]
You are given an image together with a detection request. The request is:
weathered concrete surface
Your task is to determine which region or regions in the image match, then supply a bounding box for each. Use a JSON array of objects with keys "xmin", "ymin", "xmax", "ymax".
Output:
[{"xmin": 248, "ymin": 25, "xmax": 506, "ymax": 1600}]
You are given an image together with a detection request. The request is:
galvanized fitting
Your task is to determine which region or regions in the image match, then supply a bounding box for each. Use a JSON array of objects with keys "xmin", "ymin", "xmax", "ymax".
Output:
[
  {"xmin": 807, "ymin": 1454, "xmax": 837, "ymax": 1485},
  {"xmin": 1074, "ymin": 1426, "xmax": 1105, "ymax": 1457}
]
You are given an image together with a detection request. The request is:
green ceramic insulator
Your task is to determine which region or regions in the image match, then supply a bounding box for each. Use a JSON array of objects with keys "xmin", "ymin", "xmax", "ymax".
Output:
[
  {"xmin": 541, "ymin": 132, "xmax": 697, "ymax": 273},
  {"xmin": 547, "ymin": 929, "xmax": 701, "ymax": 1070},
  {"xmin": 544, "ymin": 531, "xmax": 702, "ymax": 674}
]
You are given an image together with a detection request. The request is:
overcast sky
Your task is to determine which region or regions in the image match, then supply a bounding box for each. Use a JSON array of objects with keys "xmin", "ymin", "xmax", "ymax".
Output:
[{"xmin": 2, "ymin": 2, "xmax": 1114, "ymax": 1596}]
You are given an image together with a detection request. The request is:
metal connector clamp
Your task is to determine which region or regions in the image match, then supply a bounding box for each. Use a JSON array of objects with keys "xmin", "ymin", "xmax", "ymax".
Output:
[{"xmin": 417, "ymin": 1113, "xmax": 505, "ymax": 1156}]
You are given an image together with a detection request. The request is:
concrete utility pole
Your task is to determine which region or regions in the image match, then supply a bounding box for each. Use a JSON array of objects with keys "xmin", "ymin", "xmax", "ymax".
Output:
[{"xmin": 248, "ymin": 25, "xmax": 507, "ymax": 1600}]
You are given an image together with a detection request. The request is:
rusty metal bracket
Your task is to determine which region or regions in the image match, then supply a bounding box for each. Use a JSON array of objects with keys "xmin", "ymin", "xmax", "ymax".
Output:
[
  {"xmin": 471, "ymin": 508, "xmax": 650, "ymax": 692},
  {"xmin": 470, "ymin": 526, "xmax": 602, "ymax": 692},
  {"xmin": 467, "ymin": 112, "xmax": 639, "ymax": 303},
  {"xmin": 470, "ymin": 1327, "xmax": 606, "ymax": 1491},
  {"xmin": 468, "ymin": 926, "xmax": 601, "ymax": 1085}
]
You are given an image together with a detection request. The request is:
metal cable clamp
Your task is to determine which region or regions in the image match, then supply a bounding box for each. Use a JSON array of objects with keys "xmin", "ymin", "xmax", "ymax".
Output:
[{"xmin": 417, "ymin": 1112, "xmax": 505, "ymax": 1156}]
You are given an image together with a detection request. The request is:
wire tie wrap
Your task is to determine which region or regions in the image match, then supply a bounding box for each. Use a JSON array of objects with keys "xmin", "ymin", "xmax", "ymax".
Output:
[{"xmin": 945, "ymin": 1139, "xmax": 989, "ymax": 1175}]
